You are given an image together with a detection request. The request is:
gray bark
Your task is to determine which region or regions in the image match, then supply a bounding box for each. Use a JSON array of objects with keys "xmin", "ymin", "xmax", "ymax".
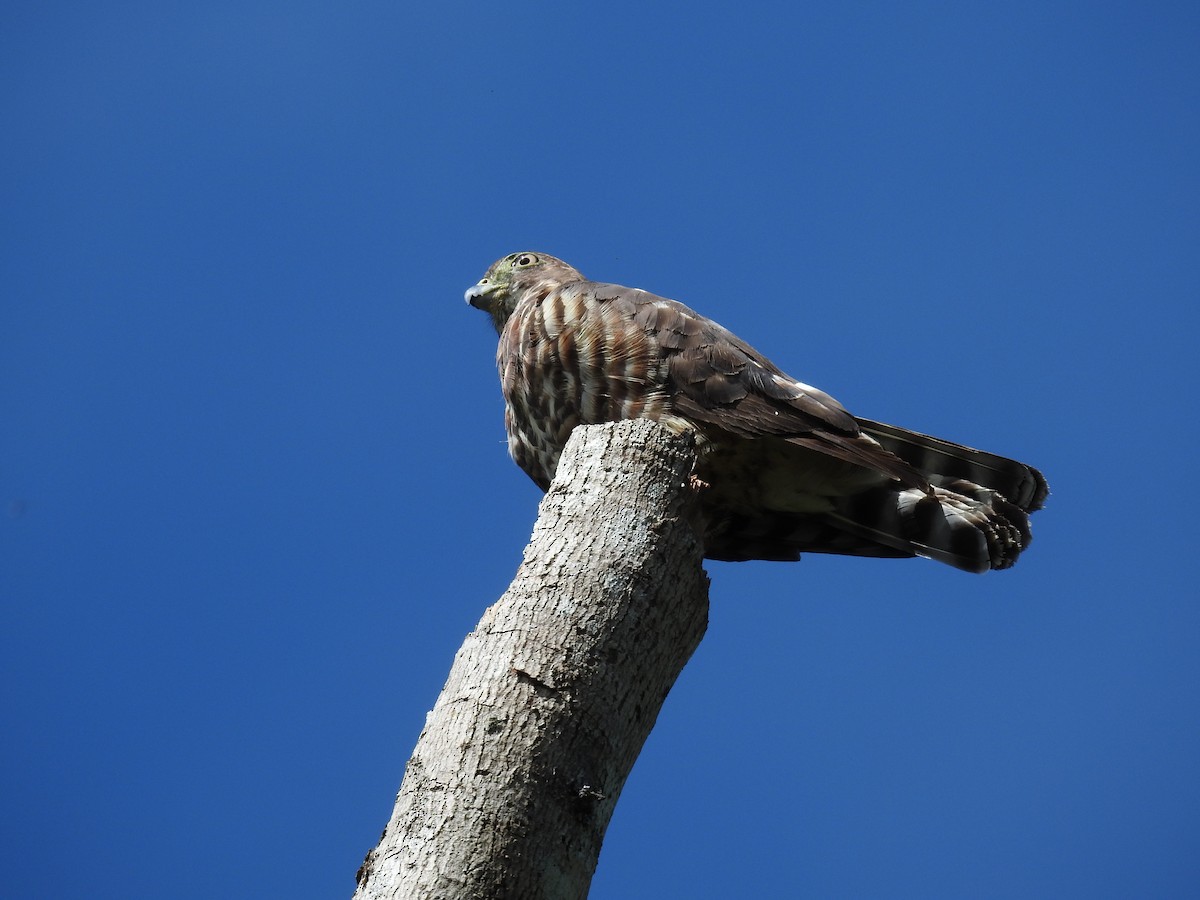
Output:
[{"xmin": 354, "ymin": 420, "xmax": 710, "ymax": 900}]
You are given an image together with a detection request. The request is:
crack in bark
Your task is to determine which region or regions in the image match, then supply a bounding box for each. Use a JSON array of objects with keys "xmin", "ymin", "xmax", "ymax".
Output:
[{"xmin": 511, "ymin": 666, "xmax": 561, "ymax": 696}]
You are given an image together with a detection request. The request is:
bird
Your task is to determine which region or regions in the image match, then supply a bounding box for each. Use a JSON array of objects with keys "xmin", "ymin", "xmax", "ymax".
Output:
[{"xmin": 466, "ymin": 251, "xmax": 1047, "ymax": 573}]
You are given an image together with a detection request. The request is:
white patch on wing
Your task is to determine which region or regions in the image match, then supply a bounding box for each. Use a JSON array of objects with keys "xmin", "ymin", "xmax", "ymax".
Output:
[
  {"xmin": 773, "ymin": 374, "xmax": 813, "ymax": 395},
  {"xmin": 773, "ymin": 373, "xmax": 847, "ymax": 411}
]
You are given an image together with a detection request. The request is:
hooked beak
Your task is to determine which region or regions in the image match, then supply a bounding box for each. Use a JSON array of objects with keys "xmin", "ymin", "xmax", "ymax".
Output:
[{"xmin": 465, "ymin": 280, "xmax": 495, "ymax": 309}]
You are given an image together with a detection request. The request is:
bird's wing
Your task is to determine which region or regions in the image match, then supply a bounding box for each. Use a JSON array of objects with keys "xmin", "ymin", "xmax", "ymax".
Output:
[{"xmin": 593, "ymin": 284, "xmax": 927, "ymax": 488}]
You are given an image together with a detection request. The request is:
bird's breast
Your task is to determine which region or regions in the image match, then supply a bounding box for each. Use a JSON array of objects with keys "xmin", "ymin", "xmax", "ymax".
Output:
[{"xmin": 497, "ymin": 290, "xmax": 679, "ymax": 488}]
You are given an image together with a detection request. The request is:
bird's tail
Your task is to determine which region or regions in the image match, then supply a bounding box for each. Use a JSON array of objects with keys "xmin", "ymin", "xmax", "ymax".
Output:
[
  {"xmin": 822, "ymin": 478, "xmax": 1035, "ymax": 573},
  {"xmin": 813, "ymin": 419, "xmax": 1047, "ymax": 572},
  {"xmin": 700, "ymin": 421, "xmax": 1045, "ymax": 571},
  {"xmin": 856, "ymin": 417, "xmax": 1048, "ymax": 512},
  {"xmin": 703, "ymin": 477, "xmax": 1036, "ymax": 572}
]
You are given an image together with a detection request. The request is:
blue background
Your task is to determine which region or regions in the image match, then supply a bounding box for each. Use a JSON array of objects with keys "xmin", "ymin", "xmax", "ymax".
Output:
[{"xmin": 3, "ymin": 3, "xmax": 1197, "ymax": 897}]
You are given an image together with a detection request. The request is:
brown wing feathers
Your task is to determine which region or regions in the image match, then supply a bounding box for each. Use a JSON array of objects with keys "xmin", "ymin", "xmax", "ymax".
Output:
[{"xmin": 639, "ymin": 291, "xmax": 928, "ymax": 488}]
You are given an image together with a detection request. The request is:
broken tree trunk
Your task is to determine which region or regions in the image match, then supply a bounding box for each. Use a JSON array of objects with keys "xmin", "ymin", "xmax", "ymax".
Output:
[{"xmin": 354, "ymin": 420, "xmax": 710, "ymax": 900}]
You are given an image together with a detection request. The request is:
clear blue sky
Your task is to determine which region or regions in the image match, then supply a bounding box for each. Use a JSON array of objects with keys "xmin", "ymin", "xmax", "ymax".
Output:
[{"xmin": 3, "ymin": 3, "xmax": 1197, "ymax": 897}]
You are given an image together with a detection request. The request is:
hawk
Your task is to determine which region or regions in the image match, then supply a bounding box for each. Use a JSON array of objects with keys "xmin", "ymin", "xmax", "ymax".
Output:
[{"xmin": 466, "ymin": 252, "xmax": 1047, "ymax": 573}]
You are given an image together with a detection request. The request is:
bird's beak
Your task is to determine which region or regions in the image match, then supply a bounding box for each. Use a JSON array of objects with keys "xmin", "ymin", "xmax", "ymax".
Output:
[{"xmin": 465, "ymin": 280, "xmax": 494, "ymax": 309}]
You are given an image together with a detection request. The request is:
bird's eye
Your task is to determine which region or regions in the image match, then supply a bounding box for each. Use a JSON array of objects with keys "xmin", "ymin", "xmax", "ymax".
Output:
[{"xmin": 515, "ymin": 253, "xmax": 538, "ymax": 267}]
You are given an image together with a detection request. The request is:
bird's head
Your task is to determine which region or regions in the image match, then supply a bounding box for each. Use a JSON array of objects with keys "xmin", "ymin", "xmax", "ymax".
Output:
[{"xmin": 465, "ymin": 252, "xmax": 584, "ymax": 333}]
